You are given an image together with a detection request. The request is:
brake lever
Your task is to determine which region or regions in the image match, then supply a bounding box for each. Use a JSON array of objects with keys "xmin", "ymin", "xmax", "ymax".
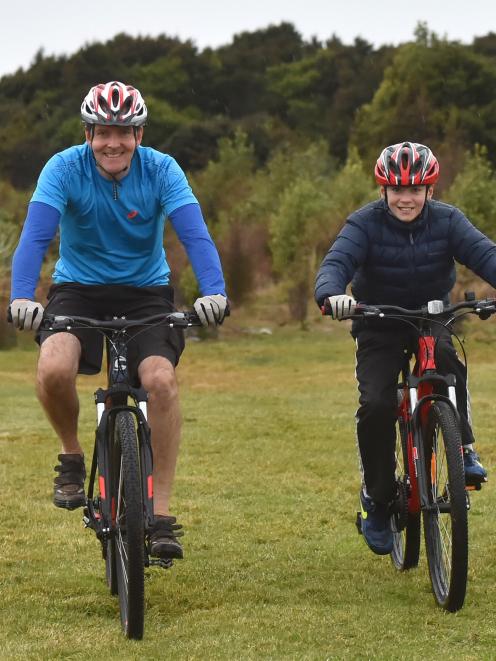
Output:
[{"xmin": 476, "ymin": 304, "xmax": 496, "ymax": 321}]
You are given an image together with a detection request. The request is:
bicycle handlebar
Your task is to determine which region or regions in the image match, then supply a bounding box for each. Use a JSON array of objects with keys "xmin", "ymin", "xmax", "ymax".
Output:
[
  {"xmin": 40, "ymin": 311, "xmax": 203, "ymax": 331},
  {"xmin": 322, "ymin": 297, "xmax": 496, "ymax": 320}
]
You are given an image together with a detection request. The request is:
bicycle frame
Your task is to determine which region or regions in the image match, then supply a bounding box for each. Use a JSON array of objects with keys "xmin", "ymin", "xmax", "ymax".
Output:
[
  {"xmin": 40, "ymin": 310, "xmax": 201, "ymax": 557},
  {"xmin": 85, "ymin": 331, "xmax": 155, "ymax": 555}
]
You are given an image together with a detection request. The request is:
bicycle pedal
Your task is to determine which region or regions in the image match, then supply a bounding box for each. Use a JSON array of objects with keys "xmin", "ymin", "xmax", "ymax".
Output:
[
  {"xmin": 355, "ymin": 512, "xmax": 362, "ymax": 535},
  {"xmin": 149, "ymin": 557, "xmax": 174, "ymax": 569},
  {"xmin": 83, "ymin": 515, "xmax": 99, "ymax": 532}
]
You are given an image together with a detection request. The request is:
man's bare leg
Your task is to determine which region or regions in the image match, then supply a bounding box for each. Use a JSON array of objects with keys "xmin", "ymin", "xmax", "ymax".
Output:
[
  {"xmin": 36, "ymin": 332, "xmax": 83, "ymax": 455},
  {"xmin": 37, "ymin": 332, "xmax": 86, "ymax": 509},
  {"xmin": 138, "ymin": 355, "xmax": 181, "ymax": 517}
]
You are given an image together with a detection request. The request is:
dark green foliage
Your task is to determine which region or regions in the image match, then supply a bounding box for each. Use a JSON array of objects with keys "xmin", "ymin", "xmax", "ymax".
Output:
[
  {"xmin": 473, "ymin": 32, "xmax": 496, "ymax": 58},
  {"xmin": 350, "ymin": 28, "xmax": 496, "ymax": 178},
  {"xmin": 162, "ymin": 117, "xmax": 233, "ymax": 171},
  {"xmin": 268, "ymin": 36, "xmax": 394, "ymax": 161},
  {"xmin": 445, "ymin": 145, "xmax": 496, "ymax": 240},
  {"xmin": 1, "ymin": 23, "xmax": 496, "ymax": 191},
  {"xmin": 2, "ymin": 22, "xmax": 496, "ymax": 311},
  {"xmin": 212, "ymin": 22, "xmax": 307, "ymax": 118}
]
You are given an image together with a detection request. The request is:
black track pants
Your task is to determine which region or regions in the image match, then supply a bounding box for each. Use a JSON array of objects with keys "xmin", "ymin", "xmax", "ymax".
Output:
[{"xmin": 353, "ymin": 324, "xmax": 473, "ymax": 504}]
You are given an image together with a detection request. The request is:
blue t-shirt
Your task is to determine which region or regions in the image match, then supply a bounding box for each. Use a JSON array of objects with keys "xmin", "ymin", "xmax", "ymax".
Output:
[
  {"xmin": 11, "ymin": 143, "xmax": 226, "ymax": 299},
  {"xmin": 34, "ymin": 143, "xmax": 196, "ymax": 285}
]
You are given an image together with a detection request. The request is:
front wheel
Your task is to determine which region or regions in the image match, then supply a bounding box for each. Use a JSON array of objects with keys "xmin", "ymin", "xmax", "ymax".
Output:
[
  {"xmin": 422, "ymin": 402, "xmax": 468, "ymax": 612},
  {"xmin": 112, "ymin": 411, "xmax": 145, "ymax": 638}
]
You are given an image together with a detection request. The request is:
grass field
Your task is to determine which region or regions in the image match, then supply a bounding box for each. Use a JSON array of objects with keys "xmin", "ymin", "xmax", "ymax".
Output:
[{"xmin": 1, "ymin": 314, "xmax": 496, "ymax": 660}]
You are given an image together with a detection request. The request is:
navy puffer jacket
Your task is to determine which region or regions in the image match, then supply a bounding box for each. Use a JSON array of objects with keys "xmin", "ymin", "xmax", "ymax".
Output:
[{"xmin": 315, "ymin": 198, "xmax": 496, "ymax": 308}]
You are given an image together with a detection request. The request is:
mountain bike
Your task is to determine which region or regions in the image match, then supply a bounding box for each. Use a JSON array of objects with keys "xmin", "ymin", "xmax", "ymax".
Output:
[
  {"xmin": 325, "ymin": 295, "xmax": 495, "ymax": 612},
  {"xmin": 40, "ymin": 311, "xmax": 202, "ymax": 639}
]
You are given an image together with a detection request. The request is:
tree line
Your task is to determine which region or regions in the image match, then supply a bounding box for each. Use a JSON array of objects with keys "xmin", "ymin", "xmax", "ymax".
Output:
[{"xmin": 1, "ymin": 21, "xmax": 496, "ymax": 337}]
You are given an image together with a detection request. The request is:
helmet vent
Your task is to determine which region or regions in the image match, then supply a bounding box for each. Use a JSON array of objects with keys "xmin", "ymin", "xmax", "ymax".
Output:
[{"xmin": 120, "ymin": 97, "xmax": 133, "ymax": 115}]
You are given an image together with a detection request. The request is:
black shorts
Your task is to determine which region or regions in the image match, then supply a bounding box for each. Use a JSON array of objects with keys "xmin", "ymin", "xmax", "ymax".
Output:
[{"xmin": 38, "ymin": 283, "xmax": 185, "ymax": 382}]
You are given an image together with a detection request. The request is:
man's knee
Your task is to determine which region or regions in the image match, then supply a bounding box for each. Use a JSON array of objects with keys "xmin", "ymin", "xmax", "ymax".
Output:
[
  {"xmin": 37, "ymin": 334, "xmax": 80, "ymax": 389},
  {"xmin": 140, "ymin": 358, "xmax": 178, "ymax": 401}
]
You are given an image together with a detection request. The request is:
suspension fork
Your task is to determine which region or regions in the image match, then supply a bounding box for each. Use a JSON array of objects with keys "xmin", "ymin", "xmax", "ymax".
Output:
[
  {"xmin": 409, "ymin": 332, "xmax": 461, "ymax": 509},
  {"xmin": 87, "ymin": 332, "xmax": 154, "ymax": 536},
  {"xmin": 106, "ymin": 332, "xmax": 154, "ymax": 529}
]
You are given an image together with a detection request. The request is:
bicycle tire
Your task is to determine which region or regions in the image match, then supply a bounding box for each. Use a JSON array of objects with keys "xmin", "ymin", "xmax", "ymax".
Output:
[
  {"xmin": 422, "ymin": 401, "xmax": 468, "ymax": 612},
  {"xmin": 113, "ymin": 411, "xmax": 145, "ymax": 638},
  {"xmin": 391, "ymin": 412, "xmax": 421, "ymax": 570}
]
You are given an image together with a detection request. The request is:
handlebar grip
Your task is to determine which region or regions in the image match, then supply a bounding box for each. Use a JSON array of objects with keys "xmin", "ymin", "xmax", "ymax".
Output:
[{"xmin": 321, "ymin": 299, "xmax": 332, "ymax": 316}]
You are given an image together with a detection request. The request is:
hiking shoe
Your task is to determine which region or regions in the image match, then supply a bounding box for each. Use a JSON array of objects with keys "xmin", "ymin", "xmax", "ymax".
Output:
[
  {"xmin": 149, "ymin": 515, "xmax": 184, "ymax": 559},
  {"xmin": 463, "ymin": 447, "xmax": 487, "ymax": 486},
  {"xmin": 53, "ymin": 453, "xmax": 86, "ymax": 510},
  {"xmin": 359, "ymin": 491, "xmax": 393, "ymax": 555}
]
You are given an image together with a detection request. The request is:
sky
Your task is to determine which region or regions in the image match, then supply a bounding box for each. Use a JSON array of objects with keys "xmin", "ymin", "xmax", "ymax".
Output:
[{"xmin": 1, "ymin": 0, "xmax": 495, "ymax": 78}]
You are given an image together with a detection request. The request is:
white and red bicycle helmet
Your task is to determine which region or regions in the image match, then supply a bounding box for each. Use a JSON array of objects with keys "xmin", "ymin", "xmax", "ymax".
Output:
[
  {"xmin": 81, "ymin": 81, "xmax": 147, "ymax": 127},
  {"xmin": 375, "ymin": 142, "xmax": 439, "ymax": 186}
]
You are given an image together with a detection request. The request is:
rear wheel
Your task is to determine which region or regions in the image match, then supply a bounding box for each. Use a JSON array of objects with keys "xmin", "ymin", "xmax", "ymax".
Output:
[
  {"xmin": 112, "ymin": 411, "xmax": 145, "ymax": 638},
  {"xmin": 391, "ymin": 402, "xmax": 421, "ymax": 570},
  {"xmin": 422, "ymin": 402, "xmax": 468, "ymax": 612}
]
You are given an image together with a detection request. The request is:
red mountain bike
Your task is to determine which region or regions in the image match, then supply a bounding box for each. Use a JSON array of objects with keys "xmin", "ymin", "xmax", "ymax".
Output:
[{"xmin": 327, "ymin": 295, "xmax": 495, "ymax": 612}]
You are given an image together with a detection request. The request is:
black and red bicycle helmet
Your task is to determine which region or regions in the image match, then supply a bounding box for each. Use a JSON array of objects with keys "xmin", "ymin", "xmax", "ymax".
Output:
[{"xmin": 375, "ymin": 142, "xmax": 439, "ymax": 186}]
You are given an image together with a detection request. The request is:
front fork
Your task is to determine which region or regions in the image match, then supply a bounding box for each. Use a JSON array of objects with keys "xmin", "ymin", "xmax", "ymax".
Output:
[
  {"xmin": 408, "ymin": 379, "xmax": 470, "ymax": 512},
  {"xmin": 84, "ymin": 386, "xmax": 155, "ymax": 547}
]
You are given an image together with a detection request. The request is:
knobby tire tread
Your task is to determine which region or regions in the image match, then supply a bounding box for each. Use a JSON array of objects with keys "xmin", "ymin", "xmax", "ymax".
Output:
[
  {"xmin": 114, "ymin": 411, "xmax": 145, "ymax": 638},
  {"xmin": 423, "ymin": 401, "xmax": 468, "ymax": 612}
]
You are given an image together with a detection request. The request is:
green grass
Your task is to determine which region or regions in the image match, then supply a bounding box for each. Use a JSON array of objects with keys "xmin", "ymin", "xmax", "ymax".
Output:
[{"xmin": 2, "ymin": 318, "xmax": 496, "ymax": 659}]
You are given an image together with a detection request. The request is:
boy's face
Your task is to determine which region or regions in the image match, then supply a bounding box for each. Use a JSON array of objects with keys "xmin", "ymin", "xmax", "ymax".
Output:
[{"xmin": 381, "ymin": 185, "xmax": 433, "ymax": 223}]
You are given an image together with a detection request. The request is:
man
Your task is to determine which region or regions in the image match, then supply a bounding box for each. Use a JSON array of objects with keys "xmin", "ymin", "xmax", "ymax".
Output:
[
  {"xmin": 315, "ymin": 141, "xmax": 494, "ymax": 555},
  {"xmin": 10, "ymin": 81, "xmax": 228, "ymax": 560}
]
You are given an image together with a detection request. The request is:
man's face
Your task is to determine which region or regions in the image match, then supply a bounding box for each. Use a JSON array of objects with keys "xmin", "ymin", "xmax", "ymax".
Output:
[
  {"xmin": 381, "ymin": 185, "xmax": 433, "ymax": 223},
  {"xmin": 86, "ymin": 125, "xmax": 143, "ymax": 178}
]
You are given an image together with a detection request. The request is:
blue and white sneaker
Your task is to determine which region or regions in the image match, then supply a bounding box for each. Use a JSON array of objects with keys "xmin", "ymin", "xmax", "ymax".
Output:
[
  {"xmin": 463, "ymin": 447, "xmax": 487, "ymax": 486},
  {"xmin": 359, "ymin": 491, "xmax": 393, "ymax": 555}
]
